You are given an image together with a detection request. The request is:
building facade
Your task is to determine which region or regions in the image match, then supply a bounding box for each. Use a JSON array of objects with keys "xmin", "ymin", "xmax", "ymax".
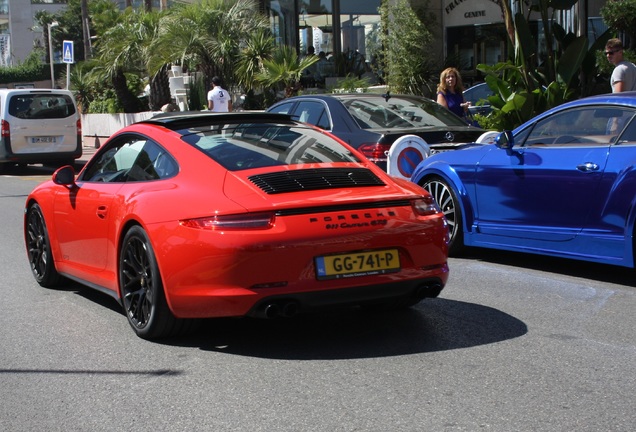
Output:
[
  {"xmin": 260, "ymin": 0, "xmax": 608, "ymax": 85},
  {"xmin": 439, "ymin": 0, "xmax": 608, "ymax": 83},
  {"xmin": 0, "ymin": 0, "xmax": 68, "ymax": 66},
  {"xmin": 0, "ymin": 0, "xmax": 189, "ymax": 67},
  {"xmin": 0, "ymin": 0, "xmax": 612, "ymax": 83}
]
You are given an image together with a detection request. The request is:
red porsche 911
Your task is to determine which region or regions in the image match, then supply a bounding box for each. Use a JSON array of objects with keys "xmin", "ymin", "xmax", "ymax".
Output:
[{"xmin": 24, "ymin": 112, "xmax": 449, "ymax": 339}]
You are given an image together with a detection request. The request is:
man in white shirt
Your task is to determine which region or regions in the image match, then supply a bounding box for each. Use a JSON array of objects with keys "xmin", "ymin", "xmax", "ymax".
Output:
[
  {"xmin": 207, "ymin": 76, "xmax": 232, "ymax": 112},
  {"xmin": 606, "ymin": 38, "xmax": 636, "ymax": 93}
]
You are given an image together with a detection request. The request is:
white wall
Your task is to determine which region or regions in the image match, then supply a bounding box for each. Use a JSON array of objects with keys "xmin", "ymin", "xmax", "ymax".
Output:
[{"xmin": 81, "ymin": 112, "xmax": 158, "ymax": 139}]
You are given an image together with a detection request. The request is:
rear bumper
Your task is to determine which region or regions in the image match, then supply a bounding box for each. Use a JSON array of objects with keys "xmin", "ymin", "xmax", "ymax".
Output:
[
  {"xmin": 167, "ymin": 264, "xmax": 449, "ymax": 319},
  {"xmin": 246, "ymin": 276, "xmax": 446, "ymax": 318},
  {"xmin": 1, "ymin": 136, "xmax": 82, "ymax": 164}
]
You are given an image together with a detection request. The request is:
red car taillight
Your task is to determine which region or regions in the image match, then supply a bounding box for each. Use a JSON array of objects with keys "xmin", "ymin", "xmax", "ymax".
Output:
[
  {"xmin": 411, "ymin": 196, "xmax": 441, "ymax": 216},
  {"xmin": 358, "ymin": 143, "xmax": 391, "ymax": 162},
  {"xmin": 77, "ymin": 118, "xmax": 82, "ymax": 136},
  {"xmin": 1, "ymin": 119, "xmax": 9, "ymax": 138},
  {"xmin": 180, "ymin": 212, "xmax": 276, "ymax": 230}
]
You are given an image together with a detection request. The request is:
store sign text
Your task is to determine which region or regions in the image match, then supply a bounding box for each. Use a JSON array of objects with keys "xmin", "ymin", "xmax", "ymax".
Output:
[
  {"xmin": 445, "ymin": 0, "xmax": 502, "ymax": 16},
  {"xmin": 465, "ymin": 10, "xmax": 486, "ymax": 18}
]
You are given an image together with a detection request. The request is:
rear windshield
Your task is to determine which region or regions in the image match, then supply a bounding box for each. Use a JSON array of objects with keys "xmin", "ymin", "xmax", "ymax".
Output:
[
  {"xmin": 8, "ymin": 93, "xmax": 76, "ymax": 119},
  {"xmin": 341, "ymin": 95, "xmax": 468, "ymax": 129},
  {"xmin": 180, "ymin": 122, "xmax": 361, "ymax": 171}
]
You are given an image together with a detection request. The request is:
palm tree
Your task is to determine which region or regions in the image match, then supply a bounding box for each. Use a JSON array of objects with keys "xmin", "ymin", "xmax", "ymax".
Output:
[
  {"xmin": 148, "ymin": 64, "xmax": 171, "ymax": 111},
  {"xmin": 235, "ymin": 29, "xmax": 276, "ymax": 93},
  {"xmin": 92, "ymin": 10, "xmax": 145, "ymax": 112},
  {"xmin": 152, "ymin": 0, "xmax": 270, "ymax": 93},
  {"xmin": 135, "ymin": 11, "xmax": 171, "ymax": 110},
  {"xmin": 92, "ymin": 8, "xmax": 171, "ymax": 112},
  {"xmin": 67, "ymin": 61, "xmax": 97, "ymax": 113},
  {"xmin": 256, "ymin": 45, "xmax": 320, "ymax": 98}
]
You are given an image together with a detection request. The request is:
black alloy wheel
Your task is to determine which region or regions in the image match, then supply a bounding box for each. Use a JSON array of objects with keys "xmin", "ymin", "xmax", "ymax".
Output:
[
  {"xmin": 119, "ymin": 226, "xmax": 180, "ymax": 339},
  {"xmin": 25, "ymin": 203, "xmax": 62, "ymax": 287}
]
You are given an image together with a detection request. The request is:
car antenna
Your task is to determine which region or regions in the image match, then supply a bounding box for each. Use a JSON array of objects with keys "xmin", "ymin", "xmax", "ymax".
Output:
[{"xmin": 382, "ymin": 91, "xmax": 391, "ymax": 102}]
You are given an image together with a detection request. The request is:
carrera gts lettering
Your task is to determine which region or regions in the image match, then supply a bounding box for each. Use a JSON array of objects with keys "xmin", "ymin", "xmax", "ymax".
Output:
[{"xmin": 310, "ymin": 211, "xmax": 396, "ymax": 223}]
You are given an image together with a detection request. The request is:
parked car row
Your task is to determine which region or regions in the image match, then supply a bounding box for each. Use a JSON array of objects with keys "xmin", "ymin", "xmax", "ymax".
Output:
[{"xmin": 20, "ymin": 87, "xmax": 636, "ymax": 341}]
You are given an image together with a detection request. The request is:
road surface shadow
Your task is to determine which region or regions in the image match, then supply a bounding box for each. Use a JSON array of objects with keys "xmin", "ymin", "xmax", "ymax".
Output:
[
  {"xmin": 457, "ymin": 247, "xmax": 636, "ymax": 288},
  {"xmin": 64, "ymin": 272, "xmax": 526, "ymax": 359},
  {"xmin": 171, "ymin": 298, "xmax": 527, "ymax": 360},
  {"xmin": 0, "ymin": 160, "xmax": 87, "ymax": 177}
]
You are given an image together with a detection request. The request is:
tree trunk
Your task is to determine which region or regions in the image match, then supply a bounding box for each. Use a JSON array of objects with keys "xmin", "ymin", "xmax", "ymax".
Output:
[
  {"xmin": 499, "ymin": 1, "xmax": 515, "ymax": 48},
  {"xmin": 149, "ymin": 65, "xmax": 171, "ymax": 111},
  {"xmin": 112, "ymin": 69, "xmax": 141, "ymax": 113},
  {"xmin": 81, "ymin": 0, "xmax": 91, "ymax": 60}
]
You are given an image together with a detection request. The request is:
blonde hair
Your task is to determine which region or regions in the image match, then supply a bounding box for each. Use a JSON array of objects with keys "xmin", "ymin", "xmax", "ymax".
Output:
[{"xmin": 437, "ymin": 67, "xmax": 464, "ymax": 93}]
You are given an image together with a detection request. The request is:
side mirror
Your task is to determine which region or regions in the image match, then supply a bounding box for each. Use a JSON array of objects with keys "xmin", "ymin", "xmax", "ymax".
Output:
[
  {"xmin": 495, "ymin": 130, "xmax": 514, "ymax": 149},
  {"xmin": 52, "ymin": 165, "xmax": 76, "ymax": 186}
]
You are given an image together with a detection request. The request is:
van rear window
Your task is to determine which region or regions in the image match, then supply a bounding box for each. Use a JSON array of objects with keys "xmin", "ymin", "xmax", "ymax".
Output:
[{"xmin": 8, "ymin": 94, "xmax": 76, "ymax": 119}]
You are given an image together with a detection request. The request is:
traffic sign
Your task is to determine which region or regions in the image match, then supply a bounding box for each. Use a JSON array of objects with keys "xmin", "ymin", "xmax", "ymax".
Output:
[
  {"xmin": 62, "ymin": 40, "xmax": 74, "ymax": 64},
  {"xmin": 396, "ymin": 147, "xmax": 424, "ymax": 178}
]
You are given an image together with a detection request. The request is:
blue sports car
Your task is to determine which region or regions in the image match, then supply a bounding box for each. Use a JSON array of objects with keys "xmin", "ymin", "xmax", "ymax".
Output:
[{"xmin": 410, "ymin": 92, "xmax": 636, "ymax": 267}]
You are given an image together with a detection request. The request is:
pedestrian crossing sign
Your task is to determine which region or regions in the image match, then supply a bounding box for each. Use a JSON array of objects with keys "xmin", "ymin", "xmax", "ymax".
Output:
[{"xmin": 63, "ymin": 40, "xmax": 74, "ymax": 64}]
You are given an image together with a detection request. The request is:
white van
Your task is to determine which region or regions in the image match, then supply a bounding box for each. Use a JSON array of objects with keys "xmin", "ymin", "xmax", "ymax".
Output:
[{"xmin": 0, "ymin": 89, "xmax": 81, "ymax": 171}]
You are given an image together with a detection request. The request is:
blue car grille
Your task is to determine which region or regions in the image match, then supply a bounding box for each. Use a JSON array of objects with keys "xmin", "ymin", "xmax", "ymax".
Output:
[{"xmin": 249, "ymin": 168, "xmax": 385, "ymax": 194}]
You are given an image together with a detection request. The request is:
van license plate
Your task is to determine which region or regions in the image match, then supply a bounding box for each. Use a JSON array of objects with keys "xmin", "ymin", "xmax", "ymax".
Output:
[
  {"xmin": 315, "ymin": 249, "xmax": 400, "ymax": 280},
  {"xmin": 31, "ymin": 137, "xmax": 56, "ymax": 144}
]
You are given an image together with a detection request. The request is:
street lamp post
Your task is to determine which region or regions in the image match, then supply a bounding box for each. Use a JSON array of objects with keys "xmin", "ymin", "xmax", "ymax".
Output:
[{"xmin": 48, "ymin": 21, "xmax": 59, "ymax": 88}]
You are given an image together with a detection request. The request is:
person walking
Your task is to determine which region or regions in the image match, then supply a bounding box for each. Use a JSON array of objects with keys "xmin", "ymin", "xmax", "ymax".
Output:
[
  {"xmin": 436, "ymin": 67, "xmax": 471, "ymax": 119},
  {"xmin": 207, "ymin": 76, "xmax": 232, "ymax": 112},
  {"xmin": 605, "ymin": 38, "xmax": 636, "ymax": 93}
]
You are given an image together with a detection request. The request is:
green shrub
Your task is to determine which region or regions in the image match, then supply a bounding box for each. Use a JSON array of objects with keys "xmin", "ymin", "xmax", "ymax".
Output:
[{"xmin": 0, "ymin": 49, "xmax": 50, "ymax": 84}]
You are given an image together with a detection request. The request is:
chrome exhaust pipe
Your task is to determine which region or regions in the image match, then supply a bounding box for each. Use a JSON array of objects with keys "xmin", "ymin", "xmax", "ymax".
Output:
[
  {"xmin": 282, "ymin": 301, "xmax": 299, "ymax": 318},
  {"xmin": 264, "ymin": 303, "xmax": 280, "ymax": 319},
  {"xmin": 417, "ymin": 283, "xmax": 442, "ymax": 299}
]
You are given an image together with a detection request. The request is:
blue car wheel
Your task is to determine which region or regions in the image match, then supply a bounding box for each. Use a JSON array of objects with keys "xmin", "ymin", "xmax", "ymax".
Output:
[{"xmin": 423, "ymin": 177, "xmax": 464, "ymax": 255}]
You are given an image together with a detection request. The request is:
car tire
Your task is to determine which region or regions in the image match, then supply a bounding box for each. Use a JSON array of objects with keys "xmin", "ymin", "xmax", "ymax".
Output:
[
  {"xmin": 119, "ymin": 225, "xmax": 193, "ymax": 340},
  {"xmin": 25, "ymin": 203, "xmax": 63, "ymax": 287},
  {"xmin": 422, "ymin": 176, "xmax": 464, "ymax": 255}
]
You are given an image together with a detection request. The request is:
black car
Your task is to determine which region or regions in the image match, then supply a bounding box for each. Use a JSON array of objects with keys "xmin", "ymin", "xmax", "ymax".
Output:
[{"xmin": 267, "ymin": 93, "xmax": 484, "ymax": 170}]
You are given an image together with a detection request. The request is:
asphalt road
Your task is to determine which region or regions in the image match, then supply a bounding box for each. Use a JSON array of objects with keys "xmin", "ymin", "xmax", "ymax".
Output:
[{"xmin": 1, "ymin": 169, "xmax": 634, "ymax": 431}]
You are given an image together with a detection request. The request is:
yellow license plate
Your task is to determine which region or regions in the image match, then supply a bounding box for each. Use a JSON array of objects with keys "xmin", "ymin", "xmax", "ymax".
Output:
[{"xmin": 315, "ymin": 249, "xmax": 400, "ymax": 280}]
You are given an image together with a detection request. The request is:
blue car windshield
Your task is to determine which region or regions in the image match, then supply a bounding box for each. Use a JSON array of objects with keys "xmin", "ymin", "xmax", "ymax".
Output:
[{"xmin": 181, "ymin": 123, "xmax": 361, "ymax": 171}]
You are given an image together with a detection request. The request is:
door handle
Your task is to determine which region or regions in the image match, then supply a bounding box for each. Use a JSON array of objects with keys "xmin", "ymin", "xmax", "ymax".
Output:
[
  {"xmin": 576, "ymin": 162, "xmax": 599, "ymax": 172},
  {"xmin": 96, "ymin": 205, "xmax": 108, "ymax": 219}
]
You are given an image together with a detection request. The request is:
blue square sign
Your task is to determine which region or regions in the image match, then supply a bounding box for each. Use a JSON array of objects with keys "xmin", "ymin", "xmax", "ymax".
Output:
[{"xmin": 62, "ymin": 40, "xmax": 74, "ymax": 64}]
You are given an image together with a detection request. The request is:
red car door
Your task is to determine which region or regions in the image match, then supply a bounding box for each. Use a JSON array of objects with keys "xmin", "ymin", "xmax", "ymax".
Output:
[{"xmin": 52, "ymin": 182, "xmax": 122, "ymax": 271}]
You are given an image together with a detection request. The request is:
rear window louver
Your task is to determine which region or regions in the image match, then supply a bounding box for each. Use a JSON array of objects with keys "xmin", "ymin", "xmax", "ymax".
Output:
[{"xmin": 249, "ymin": 168, "xmax": 386, "ymax": 194}]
